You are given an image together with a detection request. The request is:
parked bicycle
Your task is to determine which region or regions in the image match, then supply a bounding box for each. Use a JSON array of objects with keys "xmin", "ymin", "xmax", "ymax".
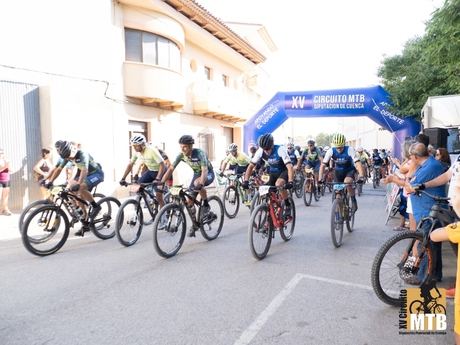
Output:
[
  {"xmin": 21, "ymin": 185, "xmax": 120, "ymax": 256},
  {"xmin": 151, "ymin": 185, "xmax": 224, "ymax": 258},
  {"xmin": 221, "ymin": 172, "xmax": 258, "ymax": 219},
  {"xmin": 371, "ymin": 190, "xmax": 458, "ymax": 306},
  {"xmin": 328, "ymin": 182, "xmax": 356, "ymax": 248},
  {"xmin": 115, "ymin": 182, "xmax": 170, "ymax": 247},
  {"xmin": 303, "ymin": 167, "xmax": 320, "ymax": 206},
  {"xmin": 248, "ymin": 185, "xmax": 296, "ymax": 260}
]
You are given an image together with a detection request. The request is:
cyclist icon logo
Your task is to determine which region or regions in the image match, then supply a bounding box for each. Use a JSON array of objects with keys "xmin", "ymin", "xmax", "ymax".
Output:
[{"xmin": 408, "ymin": 280, "xmax": 446, "ymax": 316}]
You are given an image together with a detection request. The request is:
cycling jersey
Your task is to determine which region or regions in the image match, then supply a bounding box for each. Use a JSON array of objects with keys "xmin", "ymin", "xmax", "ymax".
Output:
[
  {"xmin": 371, "ymin": 153, "xmax": 383, "ymax": 166},
  {"xmin": 356, "ymin": 152, "xmax": 369, "ymax": 164},
  {"xmin": 223, "ymin": 152, "xmax": 250, "ymax": 167},
  {"xmin": 301, "ymin": 147, "xmax": 321, "ymax": 162},
  {"xmin": 251, "ymin": 145, "xmax": 292, "ymax": 174},
  {"xmin": 173, "ymin": 148, "xmax": 213, "ymax": 175},
  {"xmin": 131, "ymin": 146, "xmax": 164, "ymax": 171},
  {"xmin": 322, "ymin": 146, "xmax": 357, "ymax": 172},
  {"xmin": 287, "ymin": 149, "xmax": 300, "ymax": 165},
  {"xmin": 58, "ymin": 150, "xmax": 102, "ymax": 175}
]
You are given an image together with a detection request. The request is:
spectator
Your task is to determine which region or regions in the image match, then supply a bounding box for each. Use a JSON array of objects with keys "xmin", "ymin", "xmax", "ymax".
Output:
[
  {"xmin": 33, "ymin": 148, "xmax": 52, "ymax": 199},
  {"xmin": 435, "ymin": 147, "xmax": 451, "ymax": 172},
  {"xmin": 0, "ymin": 148, "xmax": 11, "ymax": 215},
  {"xmin": 427, "ymin": 144, "xmax": 436, "ymax": 157}
]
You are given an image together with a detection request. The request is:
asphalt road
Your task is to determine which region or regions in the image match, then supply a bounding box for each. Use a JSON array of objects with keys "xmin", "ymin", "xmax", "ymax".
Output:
[{"xmin": 0, "ymin": 184, "xmax": 455, "ymax": 345}]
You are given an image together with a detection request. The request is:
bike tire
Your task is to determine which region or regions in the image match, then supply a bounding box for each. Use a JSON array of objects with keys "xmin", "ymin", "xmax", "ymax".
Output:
[
  {"xmin": 250, "ymin": 191, "xmax": 261, "ymax": 214},
  {"xmin": 19, "ymin": 199, "xmax": 53, "ymax": 233},
  {"xmin": 345, "ymin": 196, "xmax": 355, "ymax": 233},
  {"xmin": 90, "ymin": 196, "xmax": 120, "ymax": 240},
  {"xmin": 223, "ymin": 185, "xmax": 240, "ymax": 219},
  {"xmin": 330, "ymin": 198, "xmax": 344, "ymax": 248},
  {"xmin": 22, "ymin": 205, "xmax": 70, "ymax": 256},
  {"xmin": 313, "ymin": 180, "xmax": 320, "ymax": 202},
  {"xmin": 115, "ymin": 199, "xmax": 143, "ymax": 246},
  {"xmin": 371, "ymin": 230, "xmax": 431, "ymax": 306},
  {"xmin": 248, "ymin": 204, "xmax": 272, "ymax": 260},
  {"xmin": 199, "ymin": 195, "xmax": 224, "ymax": 240},
  {"xmin": 280, "ymin": 197, "xmax": 296, "ymax": 241},
  {"xmin": 294, "ymin": 174, "xmax": 303, "ymax": 199},
  {"xmin": 303, "ymin": 179, "xmax": 313, "ymax": 206},
  {"xmin": 152, "ymin": 203, "xmax": 186, "ymax": 258}
]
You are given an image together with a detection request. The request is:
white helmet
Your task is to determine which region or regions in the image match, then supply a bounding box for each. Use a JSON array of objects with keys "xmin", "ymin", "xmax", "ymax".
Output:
[
  {"xmin": 228, "ymin": 143, "xmax": 238, "ymax": 152},
  {"xmin": 357, "ymin": 146, "xmax": 363, "ymax": 152},
  {"xmin": 130, "ymin": 134, "xmax": 146, "ymax": 145}
]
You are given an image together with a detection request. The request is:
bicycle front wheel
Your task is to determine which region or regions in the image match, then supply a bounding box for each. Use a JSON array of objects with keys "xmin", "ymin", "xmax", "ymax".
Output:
[
  {"xmin": 248, "ymin": 204, "xmax": 272, "ymax": 260},
  {"xmin": 250, "ymin": 191, "xmax": 261, "ymax": 213},
  {"xmin": 303, "ymin": 179, "xmax": 313, "ymax": 206},
  {"xmin": 371, "ymin": 231, "xmax": 429, "ymax": 306},
  {"xmin": 345, "ymin": 196, "xmax": 355, "ymax": 233},
  {"xmin": 199, "ymin": 195, "xmax": 224, "ymax": 240},
  {"xmin": 22, "ymin": 205, "xmax": 69, "ymax": 256},
  {"xmin": 19, "ymin": 199, "xmax": 53, "ymax": 233},
  {"xmin": 115, "ymin": 199, "xmax": 143, "ymax": 246},
  {"xmin": 90, "ymin": 197, "xmax": 121, "ymax": 240},
  {"xmin": 330, "ymin": 199, "xmax": 344, "ymax": 248},
  {"xmin": 223, "ymin": 185, "xmax": 239, "ymax": 219},
  {"xmin": 153, "ymin": 203, "xmax": 186, "ymax": 258}
]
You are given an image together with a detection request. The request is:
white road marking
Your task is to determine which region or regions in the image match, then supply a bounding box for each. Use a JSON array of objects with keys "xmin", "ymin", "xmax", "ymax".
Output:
[{"xmin": 233, "ymin": 273, "xmax": 373, "ymax": 345}]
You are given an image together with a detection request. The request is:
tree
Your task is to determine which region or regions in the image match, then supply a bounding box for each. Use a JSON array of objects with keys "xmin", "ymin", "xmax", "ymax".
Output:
[
  {"xmin": 378, "ymin": 0, "xmax": 460, "ymax": 118},
  {"xmin": 315, "ymin": 133, "xmax": 333, "ymax": 147}
]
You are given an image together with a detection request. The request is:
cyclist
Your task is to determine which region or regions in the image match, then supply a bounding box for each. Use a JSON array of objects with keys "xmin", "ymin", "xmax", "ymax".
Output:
[
  {"xmin": 318, "ymin": 133, "xmax": 364, "ymax": 211},
  {"xmin": 356, "ymin": 147, "xmax": 370, "ymax": 179},
  {"xmin": 296, "ymin": 139, "xmax": 323, "ymax": 189},
  {"xmin": 287, "ymin": 143, "xmax": 300, "ymax": 166},
  {"xmin": 242, "ymin": 133, "xmax": 294, "ymax": 217},
  {"xmin": 120, "ymin": 134, "xmax": 166, "ymax": 209},
  {"xmin": 159, "ymin": 135, "xmax": 215, "ymax": 237},
  {"xmin": 380, "ymin": 148, "xmax": 390, "ymax": 177},
  {"xmin": 44, "ymin": 141, "xmax": 104, "ymax": 235},
  {"xmin": 220, "ymin": 143, "xmax": 250, "ymax": 176},
  {"xmin": 370, "ymin": 148, "xmax": 384, "ymax": 180}
]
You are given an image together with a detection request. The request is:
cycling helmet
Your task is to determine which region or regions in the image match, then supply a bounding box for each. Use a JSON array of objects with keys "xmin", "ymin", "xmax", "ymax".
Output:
[
  {"xmin": 228, "ymin": 143, "xmax": 238, "ymax": 152},
  {"xmin": 54, "ymin": 140, "xmax": 65, "ymax": 149},
  {"xmin": 287, "ymin": 143, "xmax": 294, "ymax": 149},
  {"xmin": 258, "ymin": 133, "xmax": 274, "ymax": 150},
  {"xmin": 58, "ymin": 141, "xmax": 72, "ymax": 159},
  {"xmin": 179, "ymin": 135, "xmax": 194, "ymax": 145},
  {"xmin": 357, "ymin": 146, "xmax": 363, "ymax": 152},
  {"xmin": 307, "ymin": 139, "xmax": 315, "ymax": 146},
  {"xmin": 130, "ymin": 134, "xmax": 146, "ymax": 145},
  {"xmin": 331, "ymin": 133, "xmax": 346, "ymax": 147}
]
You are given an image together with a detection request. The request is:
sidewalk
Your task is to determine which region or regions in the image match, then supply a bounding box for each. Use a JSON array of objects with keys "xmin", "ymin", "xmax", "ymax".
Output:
[{"xmin": 0, "ymin": 212, "xmax": 21, "ymax": 241}]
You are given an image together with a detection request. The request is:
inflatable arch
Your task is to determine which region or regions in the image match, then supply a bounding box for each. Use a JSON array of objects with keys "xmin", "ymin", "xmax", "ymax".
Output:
[{"xmin": 243, "ymin": 86, "xmax": 420, "ymax": 158}]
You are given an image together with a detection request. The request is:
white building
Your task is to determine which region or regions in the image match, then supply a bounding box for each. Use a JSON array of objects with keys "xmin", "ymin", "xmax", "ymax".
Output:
[{"xmin": 0, "ymin": 0, "xmax": 275, "ymax": 209}]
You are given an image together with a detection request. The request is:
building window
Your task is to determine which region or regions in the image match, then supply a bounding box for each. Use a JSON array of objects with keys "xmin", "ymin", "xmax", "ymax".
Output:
[
  {"xmin": 124, "ymin": 28, "xmax": 181, "ymax": 72},
  {"xmin": 204, "ymin": 66, "xmax": 212, "ymax": 80},
  {"xmin": 222, "ymin": 74, "xmax": 229, "ymax": 87},
  {"xmin": 198, "ymin": 132, "xmax": 215, "ymax": 161}
]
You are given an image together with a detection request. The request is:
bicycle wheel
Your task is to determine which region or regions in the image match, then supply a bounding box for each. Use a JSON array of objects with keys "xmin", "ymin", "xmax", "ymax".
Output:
[
  {"xmin": 313, "ymin": 180, "xmax": 320, "ymax": 202},
  {"xmin": 371, "ymin": 231, "xmax": 430, "ymax": 306},
  {"xmin": 19, "ymin": 199, "xmax": 53, "ymax": 233},
  {"xmin": 199, "ymin": 195, "xmax": 224, "ymax": 240},
  {"xmin": 409, "ymin": 300, "xmax": 423, "ymax": 315},
  {"xmin": 357, "ymin": 182, "xmax": 362, "ymax": 196},
  {"xmin": 330, "ymin": 199, "xmax": 344, "ymax": 248},
  {"xmin": 22, "ymin": 205, "xmax": 69, "ymax": 256},
  {"xmin": 280, "ymin": 197, "xmax": 296, "ymax": 241},
  {"xmin": 294, "ymin": 174, "xmax": 303, "ymax": 199},
  {"xmin": 223, "ymin": 185, "xmax": 239, "ymax": 219},
  {"xmin": 90, "ymin": 196, "xmax": 120, "ymax": 240},
  {"xmin": 248, "ymin": 204, "xmax": 272, "ymax": 260},
  {"xmin": 345, "ymin": 196, "xmax": 355, "ymax": 233},
  {"xmin": 250, "ymin": 191, "xmax": 261, "ymax": 213},
  {"xmin": 138, "ymin": 193, "xmax": 156, "ymax": 226},
  {"xmin": 115, "ymin": 199, "xmax": 143, "ymax": 246},
  {"xmin": 303, "ymin": 178, "xmax": 313, "ymax": 206},
  {"xmin": 152, "ymin": 203, "xmax": 186, "ymax": 258}
]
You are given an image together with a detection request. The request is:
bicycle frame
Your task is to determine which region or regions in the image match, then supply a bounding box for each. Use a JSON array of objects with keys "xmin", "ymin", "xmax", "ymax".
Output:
[
  {"xmin": 258, "ymin": 185, "xmax": 288, "ymax": 230},
  {"xmin": 169, "ymin": 185, "xmax": 203, "ymax": 227}
]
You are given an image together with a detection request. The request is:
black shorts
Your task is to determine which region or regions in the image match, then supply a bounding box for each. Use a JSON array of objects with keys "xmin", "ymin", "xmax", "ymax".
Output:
[
  {"xmin": 267, "ymin": 170, "xmax": 288, "ymax": 185},
  {"xmin": 334, "ymin": 168, "xmax": 356, "ymax": 183}
]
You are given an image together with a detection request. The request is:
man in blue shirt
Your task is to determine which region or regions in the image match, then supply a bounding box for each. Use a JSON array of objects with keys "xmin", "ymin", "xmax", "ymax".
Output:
[{"xmin": 406, "ymin": 142, "xmax": 447, "ymax": 284}]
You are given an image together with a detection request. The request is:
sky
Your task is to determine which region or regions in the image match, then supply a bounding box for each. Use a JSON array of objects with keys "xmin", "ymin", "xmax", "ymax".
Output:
[{"xmin": 196, "ymin": 0, "xmax": 445, "ymax": 137}]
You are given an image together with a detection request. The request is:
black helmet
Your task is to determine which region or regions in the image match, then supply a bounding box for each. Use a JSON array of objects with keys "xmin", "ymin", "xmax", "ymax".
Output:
[
  {"xmin": 54, "ymin": 140, "xmax": 65, "ymax": 149},
  {"xmin": 58, "ymin": 141, "xmax": 72, "ymax": 159},
  {"xmin": 258, "ymin": 133, "xmax": 274, "ymax": 150},
  {"xmin": 179, "ymin": 135, "xmax": 194, "ymax": 145}
]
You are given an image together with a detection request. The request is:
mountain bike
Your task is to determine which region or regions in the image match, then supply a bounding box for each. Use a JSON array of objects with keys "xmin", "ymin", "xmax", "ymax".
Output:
[
  {"xmin": 248, "ymin": 185, "xmax": 296, "ymax": 260},
  {"xmin": 21, "ymin": 186, "xmax": 120, "ymax": 256},
  {"xmin": 222, "ymin": 173, "xmax": 258, "ymax": 218},
  {"xmin": 371, "ymin": 190, "xmax": 458, "ymax": 306},
  {"xmin": 293, "ymin": 170, "xmax": 304, "ymax": 199},
  {"xmin": 151, "ymin": 185, "xmax": 224, "ymax": 258},
  {"xmin": 410, "ymin": 295, "xmax": 446, "ymax": 315},
  {"xmin": 115, "ymin": 182, "xmax": 170, "ymax": 247},
  {"xmin": 18, "ymin": 186, "xmax": 105, "ymax": 233},
  {"xmin": 329, "ymin": 182, "xmax": 356, "ymax": 248},
  {"xmin": 303, "ymin": 167, "xmax": 320, "ymax": 206},
  {"xmin": 372, "ymin": 165, "xmax": 381, "ymax": 188}
]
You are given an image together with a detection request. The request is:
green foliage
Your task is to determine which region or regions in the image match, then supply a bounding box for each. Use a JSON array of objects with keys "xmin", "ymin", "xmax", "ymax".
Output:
[
  {"xmin": 315, "ymin": 133, "xmax": 333, "ymax": 147},
  {"xmin": 378, "ymin": 0, "xmax": 460, "ymax": 118}
]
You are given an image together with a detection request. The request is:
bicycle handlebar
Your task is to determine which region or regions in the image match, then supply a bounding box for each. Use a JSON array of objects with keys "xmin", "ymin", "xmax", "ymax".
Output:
[{"xmin": 414, "ymin": 189, "xmax": 450, "ymax": 202}]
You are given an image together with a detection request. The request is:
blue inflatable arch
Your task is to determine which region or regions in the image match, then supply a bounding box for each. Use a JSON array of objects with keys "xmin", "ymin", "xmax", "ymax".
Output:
[{"xmin": 243, "ymin": 86, "xmax": 420, "ymax": 158}]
